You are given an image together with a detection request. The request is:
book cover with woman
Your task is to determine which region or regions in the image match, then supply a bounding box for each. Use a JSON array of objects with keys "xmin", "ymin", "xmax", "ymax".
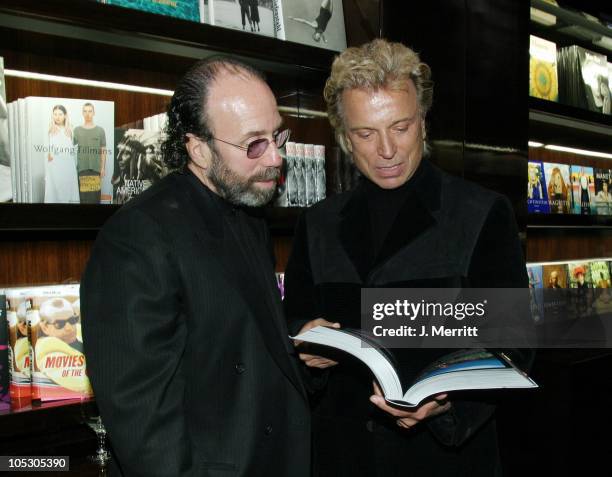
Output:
[
  {"xmin": 544, "ymin": 162, "xmax": 571, "ymax": 214},
  {"xmin": 570, "ymin": 165, "xmax": 595, "ymax": 215},
  {"xmin": 44, "ymin": 105, "xmax": 80, "ymax": 204}
]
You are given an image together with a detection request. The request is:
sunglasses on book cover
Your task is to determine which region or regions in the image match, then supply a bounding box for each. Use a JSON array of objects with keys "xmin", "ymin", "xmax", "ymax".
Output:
[{"xmin": 48, "ymin": 315, "xmax": 80, "ymax": 329}]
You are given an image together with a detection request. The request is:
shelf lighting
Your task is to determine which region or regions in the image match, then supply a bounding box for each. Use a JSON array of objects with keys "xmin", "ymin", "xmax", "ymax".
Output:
[
  {"xmin": 4, "ymin": 69, "xmax": 174, "ymax": 96},
  {"xmin": 544, "ymin": 144, "xmax": 612, "ymax": 159},
  {"xmin": 528, "ymin": 141, "xmax": 544, "ymax": 147},
  {"xmin": 4, "ymin": 70, "xmax": 328, "ymax": 118}
]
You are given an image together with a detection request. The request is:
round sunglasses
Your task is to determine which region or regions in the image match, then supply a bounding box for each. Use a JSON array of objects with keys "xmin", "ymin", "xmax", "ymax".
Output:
[{"xmin": 212, "ymin": 128, "xmax": 291, "ymax": 159}]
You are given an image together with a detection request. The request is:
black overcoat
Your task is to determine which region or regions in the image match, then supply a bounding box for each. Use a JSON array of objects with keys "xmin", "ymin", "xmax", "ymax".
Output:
[
  {"xmin": 284, "ymin": 159, "xmax": 531, "ymax": 477},
  {"xmin": 82, "ymin": 171, "xmax": 310, "ymax": 477}
]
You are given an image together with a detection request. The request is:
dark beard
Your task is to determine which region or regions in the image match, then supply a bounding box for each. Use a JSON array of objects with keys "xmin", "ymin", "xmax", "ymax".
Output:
[{"xmin": 207, "ymin": 148, "xmax": 280, "ymax": 207}]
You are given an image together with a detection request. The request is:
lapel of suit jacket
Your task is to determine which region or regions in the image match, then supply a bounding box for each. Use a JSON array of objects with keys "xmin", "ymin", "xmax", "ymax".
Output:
[
  {"xmin": 179, "ymin": 172, "xmax": 307, "ymax": 400},
  {"xmin": 338, "ymin": 160, "xmax": 442, "ymax": 282}
]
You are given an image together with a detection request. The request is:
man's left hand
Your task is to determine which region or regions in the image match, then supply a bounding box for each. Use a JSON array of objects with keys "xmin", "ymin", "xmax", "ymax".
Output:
[{"xmin": 369, "ymin": 381, "xmax": 451, "ymax": 429}]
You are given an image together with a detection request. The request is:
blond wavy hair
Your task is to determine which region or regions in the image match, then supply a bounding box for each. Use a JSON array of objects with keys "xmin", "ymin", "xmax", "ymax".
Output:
[{"xmin": 324, "ymin": 39, "xmax": 433, "ymax": 153}]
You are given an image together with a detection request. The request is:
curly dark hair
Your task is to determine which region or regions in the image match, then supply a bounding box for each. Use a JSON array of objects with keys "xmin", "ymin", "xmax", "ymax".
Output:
[{"xmin": 162, "ymin": 56, "xmax": 266, "ymax": 170}]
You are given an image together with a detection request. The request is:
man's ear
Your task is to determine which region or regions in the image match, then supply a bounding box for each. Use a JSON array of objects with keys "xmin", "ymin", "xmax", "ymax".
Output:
[
  {"xmin": 185, "ymin": 133, "xmax": 212, "ymax": 170},
  {"xmin": 421, "ymin": 118, "xmax": 427, "ymax": 140},
  {"xmin": 343, "ymin": 132, "xmax": 353, "ymax": 154}
]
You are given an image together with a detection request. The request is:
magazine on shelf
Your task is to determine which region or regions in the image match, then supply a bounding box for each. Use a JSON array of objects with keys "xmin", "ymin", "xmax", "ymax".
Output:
[
  {"xmin": 291, "ymin": 326, "xmax": 537, "ymax": 407},
  {"xmin": 282, "ymin": 0, "xmax": 347, "ymax": 51},
  {"xmin": 209, "ymin": 0, "xmax": 285, "ymax": 39},
  {"xmin": 570, "ymin": 165, "xmax": 595, "ymax": 215},
  {"xmin": 529, "ymin": 35, "xmax": 559, "ymax": 101},
  {"xmin": 112, "ymin": 128, "xmax": 168, "ymax": 204},
  {"xmin": 98, "ymin": 0, "xmax": 206, "ymax": 22},
  {"xmin": 0, "ymin": 57, "xmax": 12, "ymax": 202},
  {"xmin": 544, "ymin": 162, "xmax": 571, "ymax": 214},
  {"xmin": 26, "ymin": 284, "xmax": 93, "ymax": 401},
  {"xmin": 22, "ymin": 97, "xmax": 114, "ymax": 204}
]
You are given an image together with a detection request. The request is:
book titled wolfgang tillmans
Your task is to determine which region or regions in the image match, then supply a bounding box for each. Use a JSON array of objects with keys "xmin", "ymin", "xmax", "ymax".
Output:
[
  {"xmin": 282, "ymin": 0, "xmax": 347, "ymax": 51},
  {"xmin": 529, "ymin": 35, "xmax": 559, "ymax": 102},
  {"xmin": 209, "ymin": 0, "xmax": 285, "ymax": 39},
  {"xmin": 26, "ymin": 284, "xmax": 93, "ymax": 402},
  {"xmin": 0, "ymin": 57, "xmax": 12, "ymax": 203},
  {"xmin": 113, "ymin": 128, "xmax": 168, "ymax": 204},
  {"xmin": 292, "ymin": 326, "xmax": 537, "ymax": 407},
  {"xmin": 22, "ymin": 97, "xmax": 114, "ymax": 204},
  {"xmin": 98, "ymin": 0, "xmax": 206, "ymax": 22}
]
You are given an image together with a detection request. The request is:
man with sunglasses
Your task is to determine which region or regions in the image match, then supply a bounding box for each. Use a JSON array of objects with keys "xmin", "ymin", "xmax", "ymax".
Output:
[{"xmin": 81, "ymin": 57, "xmax": 311, "ymax": 477}]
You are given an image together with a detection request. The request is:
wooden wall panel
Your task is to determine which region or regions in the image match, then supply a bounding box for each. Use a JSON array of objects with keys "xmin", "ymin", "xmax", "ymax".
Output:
[{"xmin": 0, "ymin": 239, "xmax": 93, "ymax": 287}]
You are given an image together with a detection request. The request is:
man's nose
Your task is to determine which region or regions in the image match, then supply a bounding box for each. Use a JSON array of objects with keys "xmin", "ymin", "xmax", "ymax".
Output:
[
  {"xmin": 261, "ymin": 141, "xmax": 283, "ymax": 168},
  {"xmin": 377, "ymin": 133, "xmax": 396, "ymax": 159}
]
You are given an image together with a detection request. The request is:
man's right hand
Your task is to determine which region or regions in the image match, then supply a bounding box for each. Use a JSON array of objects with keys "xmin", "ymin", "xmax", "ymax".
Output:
[{"xmin": 294, "ymin": 318, "xmax": 340, "ymax": 369}]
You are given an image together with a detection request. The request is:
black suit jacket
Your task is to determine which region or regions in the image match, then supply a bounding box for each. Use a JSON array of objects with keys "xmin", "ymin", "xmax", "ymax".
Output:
[
  {"xmin": 284, "ymin": 159, "xmax": 531, "ymax": 477},
  {"xmin": 82, "ymin": 171, "xmax": 310, "ymax": 477}
]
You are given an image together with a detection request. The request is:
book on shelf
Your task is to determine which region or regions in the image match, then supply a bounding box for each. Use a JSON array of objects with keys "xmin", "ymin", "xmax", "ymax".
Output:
[
  {"xmin": 570, "ymin": 165, "xmax": 596, "ymax": 215},
  {"xmin": 594, "ymin": 168, "xmax": 612, "ymax": 215},
  {"xmin": 5, "ymin": 288, "xmax": 32, "ymax": 403},
  {"xmin": 282, "ymin": 0, "xmax": 347, "ymax": 51},
  {"xmin": 529, "ymin": 35, "xmax": 559, "ymax": 102},
  {"xmin": 558, "ymin": 45, "xmax": 611, "ymax": 115},
  {"xmin": 209, "ymin": 0, "xmax": 285, "ymax": 39},
  {"xmin": 26, "ymin": 284, "xmax": 93, "ymax": 402},
  {"xmin": 0, "ymin": 57, "xmax": 12, "ymax": 203},
  {"xmin": 0, "ymin": 289, "xmax": 9, "ymax": 411},
  {"xmin": 542, "ymin": 263, "xmax": 569, "ymax": 289},
  {"xmin": 589, "ymin": 260, "xmax": 611, "ymax": 289},
  {"xmin": 291, "ymin": 326, "xmax": 537, "ymax": 408},
  {"xmin": 527, "ymin": 264, "xmax": 544, "ymax": 322},
  {"xmin": 527, "ymin": 160, "xmax": 549, "ymax": 213},
  {"xmin": 544, "ymin": 162, "xmax": 572, "ymax": 214},
  {"xmin": 98, "ymin": 0, "xmax": 206, "ymax": 23},
  {"xmin": 8, "ymin": 97, "xmax": 115, "ymax": 204},
  {"xmin": 112, "ymin": 128, "xmax": 169, "ymax": 204}
]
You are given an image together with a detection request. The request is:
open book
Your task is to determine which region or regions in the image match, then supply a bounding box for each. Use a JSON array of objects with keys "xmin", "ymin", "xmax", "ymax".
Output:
[{"xmin": 292, "ymin": 326, "xmax": 537, "ymax": 408}]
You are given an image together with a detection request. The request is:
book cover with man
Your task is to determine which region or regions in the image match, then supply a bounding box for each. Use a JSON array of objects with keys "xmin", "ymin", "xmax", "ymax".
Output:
[
  {"xmin": 26, "ymin": 284, "xmax": 93, "ymax": 401},
  {"xmin": 113, "ymin": 128, "xmax": 168, "ymax": 204}
]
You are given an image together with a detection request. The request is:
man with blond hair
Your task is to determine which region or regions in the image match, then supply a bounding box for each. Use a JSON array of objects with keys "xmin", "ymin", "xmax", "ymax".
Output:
[{"xmin": 284, "ymin": 39, "xmax": 531, "ymax": 477}]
